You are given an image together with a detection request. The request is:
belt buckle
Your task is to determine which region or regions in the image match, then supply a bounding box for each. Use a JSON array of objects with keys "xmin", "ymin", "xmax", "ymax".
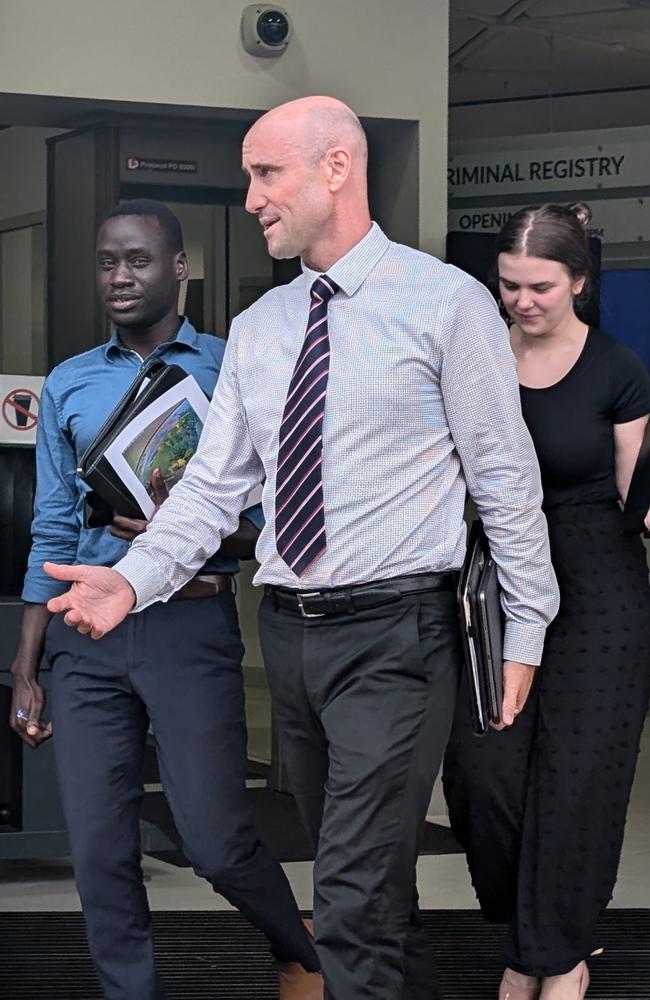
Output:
[{"xmin": 296, "ymin": 591, "xmax": 325, "ymax": 618}]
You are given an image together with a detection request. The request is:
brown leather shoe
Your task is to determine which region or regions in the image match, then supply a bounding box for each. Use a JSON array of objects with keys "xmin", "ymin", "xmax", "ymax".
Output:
[
  {"xmin": 277, "ymin": 963, "xmax": 324, "ymax": 1000},
  {"xmin": 277, "ymin": 918, "xmax": 323, "ymax": 999}
]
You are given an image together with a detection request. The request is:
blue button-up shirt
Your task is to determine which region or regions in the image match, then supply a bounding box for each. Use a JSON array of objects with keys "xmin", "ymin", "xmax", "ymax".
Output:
[{"xmin": 23, "ymin": 319, "xmax": 262, "ymax": 603}]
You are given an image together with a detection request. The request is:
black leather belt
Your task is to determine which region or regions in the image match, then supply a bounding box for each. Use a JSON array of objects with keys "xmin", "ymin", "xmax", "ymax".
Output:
[{"xmin": 266, "ymin": 572, "xmax": 456, "ymax": 618}]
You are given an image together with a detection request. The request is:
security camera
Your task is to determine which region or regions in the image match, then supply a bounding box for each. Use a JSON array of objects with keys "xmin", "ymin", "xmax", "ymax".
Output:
[{"xmin": 241, "ymin": 5, "xmax": 292, "ymax": 57}]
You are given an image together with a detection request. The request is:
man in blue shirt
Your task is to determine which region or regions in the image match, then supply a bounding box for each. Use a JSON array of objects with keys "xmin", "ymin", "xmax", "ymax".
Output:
[{"xmin": 9, "ymin": 200, "xmax": 319, "ymax": 999}]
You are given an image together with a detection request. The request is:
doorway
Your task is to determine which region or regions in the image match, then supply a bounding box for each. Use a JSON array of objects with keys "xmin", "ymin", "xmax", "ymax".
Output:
[
  {"xmin": 162, "ymin": 201, "xmax": 275, "ymax": 338},
  {"xmin": 41, "ymin": 111, "xmax": 419, "ymax": 775},
  {"xmin": 161, "ymin": 199, "xmax": 274, "ymax": 763}
]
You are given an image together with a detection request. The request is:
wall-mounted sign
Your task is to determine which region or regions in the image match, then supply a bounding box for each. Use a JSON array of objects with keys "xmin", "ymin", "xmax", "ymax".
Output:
[
  {"xmin": 447, "ymin": 141, "xmax": 650, "ymax": 197},
  {"xmin": 125, "ymin": 157, "xmax": 198, "ymax": 174},
  {"xmin": 448, "ymin": 198, "xmax": 650, "ymax": 245},
  {"xmin": 0, "ymin": 374, "xmax": 45, "ymax": 445}
]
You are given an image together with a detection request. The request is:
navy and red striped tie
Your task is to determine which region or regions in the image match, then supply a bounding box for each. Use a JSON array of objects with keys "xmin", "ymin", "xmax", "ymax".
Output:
[{"xmin": 275, "ymin": 274, "xmax": 339, "ymax": 577}]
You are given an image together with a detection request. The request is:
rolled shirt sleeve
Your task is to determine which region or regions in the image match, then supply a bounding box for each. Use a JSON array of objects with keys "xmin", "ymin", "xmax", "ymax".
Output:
[
  {"xmin": 22, "ymin": 377, "xmax": 83, "ymax": 603},
  {"xmin": 440, "ymin": 278, "xmax": 560, "ymax": 665},
  {"xmin": 240, "ymin": 502, "xmax": 264, "ymax": 532}
]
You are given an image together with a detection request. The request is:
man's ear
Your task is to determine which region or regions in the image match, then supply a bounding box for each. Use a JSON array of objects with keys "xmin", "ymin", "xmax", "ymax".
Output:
[
  {"xmin": 325, "ymin": 147, "xmax": 352, "ymax": 192},
  {"xmin": 175, "ymin": 251, "xmax": 189, "ymax": 282}
]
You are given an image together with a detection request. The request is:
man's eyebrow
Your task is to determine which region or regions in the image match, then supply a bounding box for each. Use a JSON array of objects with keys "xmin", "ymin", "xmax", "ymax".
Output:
[
  {"xmin": 96, "ymin": 245, "xmax": 151, "ymax": 256},
  {"xmin": 242, "ymin": 162, "xmax": 280, "ymax": 175}
]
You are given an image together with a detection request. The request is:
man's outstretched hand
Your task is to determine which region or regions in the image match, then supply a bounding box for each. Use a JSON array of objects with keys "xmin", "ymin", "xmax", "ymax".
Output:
[{"xmin": 44, "ymin": 563, "xmax": 136, "ymax": 639}]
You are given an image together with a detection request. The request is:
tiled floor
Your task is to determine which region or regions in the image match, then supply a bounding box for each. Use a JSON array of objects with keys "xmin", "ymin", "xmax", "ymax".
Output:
[{"xmin": 1, "ymin": 724, "xmax": 648, "ymax": 915}]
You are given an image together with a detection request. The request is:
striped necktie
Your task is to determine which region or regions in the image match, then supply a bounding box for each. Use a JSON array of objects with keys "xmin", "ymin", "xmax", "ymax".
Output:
[{"xmin": 275, "ymin": 274, "xmax": 339, "ymax": 577}]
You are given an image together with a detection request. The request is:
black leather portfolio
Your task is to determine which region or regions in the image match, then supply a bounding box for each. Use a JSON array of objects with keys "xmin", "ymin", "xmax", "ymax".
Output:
[
  {"xmin": 622, "ymin": 418, "xmax": 650, "ymax": 534},
  {"xmin": 78, "ymin": 361, "xmax": 190, "ymax": 521},
  {"xmin": 457, "ymin": 521, "xmax": 504, "ymax": 735}
]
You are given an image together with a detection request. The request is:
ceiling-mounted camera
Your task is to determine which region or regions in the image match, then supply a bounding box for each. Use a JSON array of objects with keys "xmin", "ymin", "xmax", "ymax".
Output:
[{"xmin": 241, "ymin": 5, "xmax": 292, "ymax": 58}]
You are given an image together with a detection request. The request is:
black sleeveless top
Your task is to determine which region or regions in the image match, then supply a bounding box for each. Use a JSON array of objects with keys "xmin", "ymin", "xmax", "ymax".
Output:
[{"xmin": 519, "ymin": 329, "xmax": 650, "ymax": 509}]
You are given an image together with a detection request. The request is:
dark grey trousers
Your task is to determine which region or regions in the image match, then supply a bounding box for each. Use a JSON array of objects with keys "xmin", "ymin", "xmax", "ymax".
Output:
[
  {"xmin": 46, "ymin": 592, "xmax": 318, "ymax": 1000},
  {"xmin": 259, "ymin": 587, "xmax": 461, "ymax": 1000}
]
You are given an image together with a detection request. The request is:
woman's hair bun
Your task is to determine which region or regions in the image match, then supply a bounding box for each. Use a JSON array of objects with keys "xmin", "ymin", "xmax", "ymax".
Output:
[{"xmin": 567, "ymin": 202, "xmax": 591, "ymax": 227}]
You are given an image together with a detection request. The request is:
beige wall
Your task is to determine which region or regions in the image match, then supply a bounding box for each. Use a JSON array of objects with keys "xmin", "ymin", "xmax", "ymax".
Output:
[
  {"xmin": 0, "ymin": 0, "xmax": 449, "ymax": 255},
  {"xmin": 0, "ymin": 127, "xmax": 65, "ymax": 220}
]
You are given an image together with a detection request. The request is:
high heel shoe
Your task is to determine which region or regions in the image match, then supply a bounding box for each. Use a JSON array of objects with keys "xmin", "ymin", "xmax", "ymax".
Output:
[
  {"xmin": 499, "ymin": 968, "xmax": 542, "ymax": 999},
  {"xmin": 539, "ymin": 961, "xmax": 590, "ymax": 999}
]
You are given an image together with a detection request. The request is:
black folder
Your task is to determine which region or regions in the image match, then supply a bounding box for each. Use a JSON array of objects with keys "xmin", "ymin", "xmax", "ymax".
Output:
[
  {"xmin": 622, "ymin": 418, "xmax": 650, "ymax": 534},
  {"xmin": 457, "ymin": 521, "xmax": 504, "ymax": 735},
  {"xmin": 78, "ymin": 361, "xmax": 189, "ymax": 522}
]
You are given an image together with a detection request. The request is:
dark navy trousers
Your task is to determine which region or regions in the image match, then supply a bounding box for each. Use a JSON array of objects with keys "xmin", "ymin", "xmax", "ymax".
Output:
[{"xmin": 46, "ymin": 592, "xmax": 318, "ymax": 999}]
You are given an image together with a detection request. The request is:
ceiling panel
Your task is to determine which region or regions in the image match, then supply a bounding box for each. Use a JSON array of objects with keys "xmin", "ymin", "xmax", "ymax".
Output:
[
  {"xmin": 449, "ymin": 0, "xmax": 650, "ymax": 103},
  {"xmin": 452, "ymin": 0, "xmax": 514, "ymax": 14}
]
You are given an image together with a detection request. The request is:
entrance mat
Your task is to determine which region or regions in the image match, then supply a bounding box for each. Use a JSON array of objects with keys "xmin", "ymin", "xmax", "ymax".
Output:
[
  {"xmin": 1, "ymin": 909, "xmax": 648, "ymax": 998},
  {"xmin": 142, "ymin": 787, "xmax": 462, "ymax": 865}
]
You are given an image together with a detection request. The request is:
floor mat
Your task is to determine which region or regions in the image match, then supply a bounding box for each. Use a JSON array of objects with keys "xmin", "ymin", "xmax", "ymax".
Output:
[{"xmin": 1, "ymin": 909, "xmax": 648, "ymax": 998}]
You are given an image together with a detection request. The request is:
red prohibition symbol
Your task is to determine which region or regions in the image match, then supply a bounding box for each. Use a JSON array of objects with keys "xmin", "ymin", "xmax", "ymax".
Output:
[{"xmin": 3, "ymin": 387, "xmax": 40, "ymax": 431}]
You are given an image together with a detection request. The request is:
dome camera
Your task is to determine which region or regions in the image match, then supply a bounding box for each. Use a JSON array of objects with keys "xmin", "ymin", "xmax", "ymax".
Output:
[{"xmin": 241, "ymin": 5, "xmax": 292, "ymax": 58}]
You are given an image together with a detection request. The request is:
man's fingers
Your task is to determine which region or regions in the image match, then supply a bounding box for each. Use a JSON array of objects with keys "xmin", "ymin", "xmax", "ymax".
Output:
[
  {"xmin": 62, "ymin": 609, "xmax": 92, "ymax": 632},
  {"xmin": 12, "ymin": 711, "xmax": 52, "ymax": 747},
  {"xmin": 45, "ymin": 567, "xmax": 134, "ymax": 640},
  {"xmin": 25, "ymin": 721, "xmax": 53, "ymax": 745},
  {"xmin": 501, "ymin": 693, "xmax": 516, "ymax": 727},
  {"xmin": 499, "ymin": 672, "xmax": 518, "ymax": 727},
  {"xmin": 43, "ymin": 561, "xmax": 86, "ymax": 582},
  {"xmin": 502, "ymin": 685, "xmax": 526, "ymax": 726},
  {"xmin": 111, "ymin": 514, "xmax": 146, "ymax": 541},
  {"xmin": 499, "ymin": 661, "xmax": 537, "ymax": 728},
  {"xmin": 112, "ymin": 515, "xmax": 147, "ymax": 533},
  {"xmin": 26, "ymin": 719, "xmax": 51, "ymax": 737},
  {"xmin": 110, "ymin": 527, "xmax": 132, "ymax": 541},
  {"xmin": 47, "ymin": 593, "xmax": 73, "ymax": 613},
  {"xmin": 60, "ymin": 609, "xmax": 105, "ymax": 640},
  {"xmin": 151, "ymin": 469, "xmax": 169, "ymax": 507}
]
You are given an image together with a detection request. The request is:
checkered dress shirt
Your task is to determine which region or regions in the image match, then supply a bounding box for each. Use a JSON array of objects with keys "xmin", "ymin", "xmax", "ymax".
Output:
[{"xmin": 117, "ymin": 224, "xmax": 559, "ymax": 664}]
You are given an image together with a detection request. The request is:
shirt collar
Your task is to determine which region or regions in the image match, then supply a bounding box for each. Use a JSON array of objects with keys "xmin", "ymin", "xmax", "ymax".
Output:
[
  {"xmin": 301, "ymin": 222, "xmax": 390, "ymax": 297},
  {"xmin": 104, "ymin": 317, "xmax": 202, "ymax": 360}
]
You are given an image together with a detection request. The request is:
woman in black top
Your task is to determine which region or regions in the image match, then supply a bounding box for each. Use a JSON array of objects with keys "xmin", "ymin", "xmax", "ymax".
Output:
[{"xmin": 443, "ymin": 204, "xmax": 650, "ymax": 999}]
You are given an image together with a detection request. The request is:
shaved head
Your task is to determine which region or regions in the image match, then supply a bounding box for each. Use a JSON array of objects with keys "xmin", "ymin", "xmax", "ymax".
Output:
[
  {"xmin": 242, "ymin": 96, "xmax": 371, "ymax": 270},
  {"xmin": 249, "ymin": 96, "xmax": 368, "ymax": 167}
]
